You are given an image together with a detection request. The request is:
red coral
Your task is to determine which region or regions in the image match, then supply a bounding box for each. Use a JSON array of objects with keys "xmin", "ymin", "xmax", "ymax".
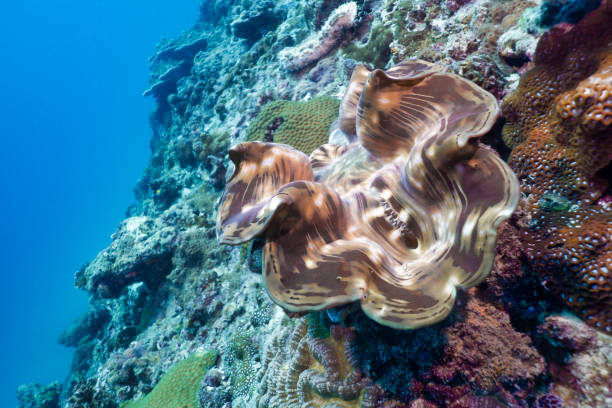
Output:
[{"xmin": 501, "ymin": 2, "xmax": 612, "ymax": 333}]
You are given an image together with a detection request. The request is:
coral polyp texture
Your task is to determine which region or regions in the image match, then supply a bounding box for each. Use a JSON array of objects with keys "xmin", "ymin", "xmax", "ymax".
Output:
[
  {"xmin": 121, "ymin": 352, "xmax": 217, "ymax": 408},
  {"xmin": 246, "ymin": 96, "xmax": 340, "ymax": 154},
  {"xmin": 217, "ymin": 60, "xmax": 519, "ymax": 329},
  {"xmin": 255, "ymin": 319, "xmax": 380, "ymax": 407},
  {"xmin": 501, "ymin": 2, "xmax": 612, "ymax": 333}
]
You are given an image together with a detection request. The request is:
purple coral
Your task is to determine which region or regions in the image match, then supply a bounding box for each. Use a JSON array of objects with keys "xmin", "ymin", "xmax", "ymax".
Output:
[{"xmin": 535, "ymin": 393, "xmax": 564, "ymax": 408}]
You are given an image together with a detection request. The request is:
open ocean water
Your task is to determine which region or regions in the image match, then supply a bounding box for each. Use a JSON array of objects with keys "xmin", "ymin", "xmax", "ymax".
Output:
[{"xmin": 0, "ymin": 1, "xmax": 199, "ymax": 406}]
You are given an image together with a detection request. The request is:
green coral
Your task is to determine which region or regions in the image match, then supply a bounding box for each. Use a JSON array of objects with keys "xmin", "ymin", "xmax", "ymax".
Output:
[
  {"xmin": 539, "ymin": 193, "xmax": 573, "ymax": 212},
  {"xmin": 121, "ymin": 352, "xmax": 217, "ymax": 408},
  {"xmin": 246, "ymin": 96, "xmax": 340, "ymax": 154},
  {"xmin": 342, "ymin": 20, "xmax": 393, "ymax": 68},
  {"xmin": 195, "ymin": 130, "xmax": 230, "ymax": 161}
]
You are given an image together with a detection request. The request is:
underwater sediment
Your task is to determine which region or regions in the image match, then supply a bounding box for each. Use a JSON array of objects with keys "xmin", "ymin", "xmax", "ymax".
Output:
[{"xmin": 19, "ymin": 0, "xmax": 612, "ymax": 407}]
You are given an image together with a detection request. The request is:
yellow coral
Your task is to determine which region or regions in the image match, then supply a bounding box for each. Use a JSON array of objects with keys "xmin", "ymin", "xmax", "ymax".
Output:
[
  {"xmin": 246, "ymin": 96, "xmax": 339, "ymax": 154},
  {"xmin": 121, "ymin": 352, "xmax": 217, "ymax": 408}
]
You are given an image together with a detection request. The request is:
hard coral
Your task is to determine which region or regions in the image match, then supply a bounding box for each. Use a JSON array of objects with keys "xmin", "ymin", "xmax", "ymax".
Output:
[
  {"xmin": 255, "ymin": 319, "xmax": 380, "ymax": 407},
  {"xmin": 538, "ymin": 315, "xmax": 612, "ymax": 407},
  {"xmin": 121, "ymin": 352, "xmax": 217, "ymax": 408},
  {"xmin": 218, "ymin": 60, "xmax": 519, "ymax": 329},
  {"xmin": 246, "ymin": 96, "xmax": 340, "ymax": 154},
  {"xmin": 501, "ymin": 2, "xmax": 612, "ymax": 333}
]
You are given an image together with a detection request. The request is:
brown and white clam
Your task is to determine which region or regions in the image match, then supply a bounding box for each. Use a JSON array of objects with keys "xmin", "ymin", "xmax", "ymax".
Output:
[{"xmin": 217, "ymin": 60, "xmax": 519, "ymax": 329}]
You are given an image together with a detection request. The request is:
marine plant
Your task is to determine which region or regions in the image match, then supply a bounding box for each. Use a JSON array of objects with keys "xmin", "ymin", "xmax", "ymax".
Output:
[
  {"xmin": 217, "ymin": 60, "xmax": 519, "ymax": 329},
  {"xmin": 501, "ymin": 2, "xmax": 612, "ymax": 333}
]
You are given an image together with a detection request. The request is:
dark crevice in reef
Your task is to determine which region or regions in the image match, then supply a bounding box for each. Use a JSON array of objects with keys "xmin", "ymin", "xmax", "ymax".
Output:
[
  {"xmin": 594, "ymin": 159, "xmax": 612, "ymax": 202},
  {"xmin": 502, "ymin": 54, "xmax": 531, "ymax": 69},
  {"xmin": 481, "ymin": 117, "xmax": 511, "ymax": 161}
]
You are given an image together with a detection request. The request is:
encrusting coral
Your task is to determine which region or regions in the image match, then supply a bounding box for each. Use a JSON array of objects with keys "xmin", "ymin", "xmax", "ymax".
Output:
[
  {"xmin": 255, "ymin": 318, "xmax": 380, "ymax": 407},
  {"xmin": 538, "ymin": 314, "xmax": 612, "ymax": 407},
  {"xmin": 121, "ymin": 351, "xmax": 217, "ymax": 408},
  {"xmin": 501, "ymin": 1, "xmax": 612, "ymax": 333},
  {"xmin": 246, "ymin": 96, "xmax": 340, "ymax": 154},
  {"xmin": 217, "ymin": 60, "xmax": 519, "ymax": 329}
]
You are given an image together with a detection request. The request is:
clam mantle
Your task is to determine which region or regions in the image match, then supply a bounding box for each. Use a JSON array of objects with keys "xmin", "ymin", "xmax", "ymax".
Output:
[{"xmin": 217, "ymin": 60, "xmax": 519, "ymax": 329}]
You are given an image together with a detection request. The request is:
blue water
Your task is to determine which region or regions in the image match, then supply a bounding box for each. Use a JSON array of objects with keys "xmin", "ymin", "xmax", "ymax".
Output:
[{"xmin": 0, "ymin": 1, "xmax": 199, "ymax": 406}]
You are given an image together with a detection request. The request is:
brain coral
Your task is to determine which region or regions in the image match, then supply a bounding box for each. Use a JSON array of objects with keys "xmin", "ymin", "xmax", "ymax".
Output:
[
  {"xmin": 246, "ymin": 96, "xmax": 340, "ymax": 154},
  {"xmin": 255, "ymin": 318, "xmax": 380, "ymax": 407},
  {"xmin": 121, "ymin": 352, "xmax": 217, "ymax": 408},
  {"xmin": 501, "ymin": 2, "xmax": 612, "ymax": 333},
  {"xmin": 217, "ymin": 60, "xmax": 519, "ymax": 329}
]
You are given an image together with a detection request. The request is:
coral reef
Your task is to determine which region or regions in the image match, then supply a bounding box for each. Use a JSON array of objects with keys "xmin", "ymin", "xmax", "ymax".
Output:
[
  {"xmin": 75, "ymin": 216, "xmax": 179, "ymax": 298},
  {"xmin": 230, "ymin": 0, "xmax": 286, "ymax": 44},
  {"xmin": 121, "ymin": 352, "xmax": 217, "ymax": 408},
  {"xmin": 18, "ymin": 0, "xmax": 612, "ymax": 407},
  {"xmin": 218, "ymin": 60, "xmax": 519, "ymax": 329},
  {"xmin": 144, "ymin": 32, "xmax": 208, "ymax": 100},
  {"xmin": 255, "ymin": 318, "xmax": 381, "ymax": 407},
  {"xmin": 502, "ymin": 2, "xmax": 612, "ymax": 333},
  {"xmin": 341, "ymin": 289, "xmax": 545, "ymax": 406},
  {"xmin": 245, "ymin": 96, "xmax": 340, "ymax": 154},
  {"xmin": 279, "ymin": 2, "xmax": 359, "ymax": 72},
  {"xmin": 342, "ymin": 0, "xmax": 545, "ymax": 98},
  {"xmin": 17, "ymin": 382, "xmax": 61, "ymax": 408},
  {"xmin": 538, "ymin": 315, "xmax": 612, "ymax": 407},
  {"xmin": 432, "ymin": 293, "xmax": 545, "ymax": 395}
]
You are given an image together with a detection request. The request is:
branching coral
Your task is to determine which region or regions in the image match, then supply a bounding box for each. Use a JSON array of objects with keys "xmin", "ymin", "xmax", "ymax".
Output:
[
  {"xmin": 501, "ymin": 2, "xmax": 612, "ymax": 333},
  {"xmin": 217, "ymin": 60, "xmax": 519, "ymax": 329},
  {"xmin": 255, "ymin": 319, "xmax": 380, "ymax": 407}
]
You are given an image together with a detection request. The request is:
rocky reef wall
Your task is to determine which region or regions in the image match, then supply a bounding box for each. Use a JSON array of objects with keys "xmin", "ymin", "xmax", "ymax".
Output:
[{"xmin": 18, "ymin": 0, "xmax": 612, "ymax": 407}]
